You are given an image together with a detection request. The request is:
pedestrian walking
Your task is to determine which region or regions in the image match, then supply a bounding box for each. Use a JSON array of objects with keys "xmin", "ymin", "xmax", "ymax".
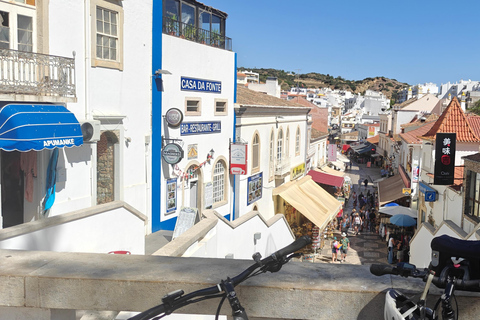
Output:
[
  {"xmin": 340, "ymin": 233, "xmax": 350, "ymax": 262},
  {"xmin": 353, "ymin": 213, "xmax": 362, "ymax": 235},
  {"xmin": 358, "ymin": 178, "xmax": 362, "ymax": 191},
  {"xmin": 364, "ymin": 178, "xmax": 369, "ymax": 190},
  {"xmin": 388, "ymin": 236, "xmax": 396, "ymax": 264},
  {"xmin": 331, "ymin": 237, "xmax": 339, "ymax": 262}
]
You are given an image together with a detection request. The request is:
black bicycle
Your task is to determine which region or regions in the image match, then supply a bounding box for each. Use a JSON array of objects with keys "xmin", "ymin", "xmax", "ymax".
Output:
[
  {"xmin": 128, "ymin": 235, "xmax": 312, "ymax": 320},
  {"xmin": 370, "ymin": 235, "xmax": 480, "ymax": 319}
]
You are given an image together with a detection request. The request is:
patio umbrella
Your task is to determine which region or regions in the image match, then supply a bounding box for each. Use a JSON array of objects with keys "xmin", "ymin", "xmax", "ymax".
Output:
[
  {"xmin": 390, "ymin": 214, "xmax": 416, "ymax": 227},
  {"xmin": 379, "ymin": 205, "xmax": 416, "ymax": 218},
  {"xmin": 384, "ymin": 203, "xmax": 399, "ymax": 207}
]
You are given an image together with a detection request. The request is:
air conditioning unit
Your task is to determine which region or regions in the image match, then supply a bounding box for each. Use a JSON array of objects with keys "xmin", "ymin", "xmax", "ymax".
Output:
[{"xmin": 79, "ymin": 120, "xmax": 101, "ymax": 142}]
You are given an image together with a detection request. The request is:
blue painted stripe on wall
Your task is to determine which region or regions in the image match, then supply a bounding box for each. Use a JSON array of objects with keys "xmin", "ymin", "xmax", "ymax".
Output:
[
  {"xmin": 234, "ymin": 53, "xmax": 237, "ymax": 104},
  {"xmin": 152, "ymin": 1, "xmax": 163, "ymax": 232}
]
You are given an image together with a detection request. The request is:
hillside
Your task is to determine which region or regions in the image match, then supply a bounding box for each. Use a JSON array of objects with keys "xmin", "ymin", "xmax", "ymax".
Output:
[{"xmin": 238, "ymin": 68, "xmax": 410, "ymax": 103}]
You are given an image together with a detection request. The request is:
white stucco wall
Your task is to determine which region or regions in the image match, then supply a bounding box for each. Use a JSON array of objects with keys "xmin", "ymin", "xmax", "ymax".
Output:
[
  {"xmin": 235, "ymin": 110, "xmax": 309, "ymax": 220},
  {"xmin": 45, "ymin": 1, "xmax": 152, "ymax": 222},
  {"xmin": 0, "ymin": 207, "xmax": 145, "ymax": 254},
  {"xmin": 183, "ymin": 215, "xmax": 294, "ymax": 260},
  {"xmin": 160, "ymin": 35, "xmax": 235, "ymax": 225}
]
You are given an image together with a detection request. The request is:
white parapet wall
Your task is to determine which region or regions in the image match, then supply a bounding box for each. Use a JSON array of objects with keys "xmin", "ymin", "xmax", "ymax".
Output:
[
  {"xmin": 154, "ymin": 209, "xmax": 295, "ymax": 260},
  {"xmin": 0, "ymin": 201, "xmax": 146, "ymax": 254}
]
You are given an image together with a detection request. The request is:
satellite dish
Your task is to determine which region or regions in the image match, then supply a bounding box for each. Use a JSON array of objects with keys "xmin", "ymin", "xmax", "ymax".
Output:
[{"xmin": 81, "ymin": 122, "xmax": 94, "ymax": 141}]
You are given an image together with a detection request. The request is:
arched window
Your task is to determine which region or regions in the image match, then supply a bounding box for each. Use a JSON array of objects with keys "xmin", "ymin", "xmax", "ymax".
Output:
[
  {"xmin": 252, "ymin": 133, "xmax": 260, "ymax": 172},
  {"xmin": 213, "ymin": 160, "xmax": 226, "ymax": 204},
  {"xmin": 277, "ymin": 128, "xmax": 283, "ymax": 161},
  {"xmin": 285, "ymin": 128, "xmax": 290, "ymax": 157},
  {"xmin": 295, "ymin": 127, "xmax": 300, "ymax": 155},
  {"xmin": 269, "ymin": 130, "xmax": 274, "ymax": 178}
]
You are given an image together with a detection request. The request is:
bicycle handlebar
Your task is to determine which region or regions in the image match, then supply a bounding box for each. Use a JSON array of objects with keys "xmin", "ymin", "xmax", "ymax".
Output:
[
  {"xmin": 370, "ymin": 263, "xmax": 480, "ymax": 291},
  {"xmin": 129, "ymin": 236, "xmax": 312, "ymax": 320}
]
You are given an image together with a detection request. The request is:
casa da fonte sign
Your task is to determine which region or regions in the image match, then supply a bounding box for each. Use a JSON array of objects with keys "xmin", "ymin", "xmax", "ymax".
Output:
[{"xmin": 181, "ymin": 77, "xmax": 221, "ymax": 94}]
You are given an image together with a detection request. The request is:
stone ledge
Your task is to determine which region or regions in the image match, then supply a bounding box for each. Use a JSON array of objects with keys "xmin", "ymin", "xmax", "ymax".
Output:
[{"xmin": 0, "ymin": 249, "xmax": 479, "ymax": 319}]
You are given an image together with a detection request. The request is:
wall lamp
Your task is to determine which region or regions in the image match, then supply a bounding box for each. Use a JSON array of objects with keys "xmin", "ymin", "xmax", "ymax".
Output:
[{"xmin": 153, "ymin": 69, "xmax": 172, "ymax": 92}]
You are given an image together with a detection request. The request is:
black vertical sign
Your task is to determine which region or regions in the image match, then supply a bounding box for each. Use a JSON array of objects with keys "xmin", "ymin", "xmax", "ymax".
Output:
[{"xmin": 434, "ymin": 133, "xmax": 456, "ymax": 185}]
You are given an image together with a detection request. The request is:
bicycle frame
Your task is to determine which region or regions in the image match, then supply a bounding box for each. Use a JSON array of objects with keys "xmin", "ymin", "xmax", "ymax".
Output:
[{"xmin": 129, "ymin": 236, "xmax": 312, "ymax": 320}]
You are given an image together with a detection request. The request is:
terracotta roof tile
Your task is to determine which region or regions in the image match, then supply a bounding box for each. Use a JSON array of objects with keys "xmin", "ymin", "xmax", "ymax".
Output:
[
  {"xmin": 236, "ymin": 85, "xmax": 307, "ymax": 107},
  {"xmin": 466, "ymin": 113, "xmax": 480, "ymax": 138},
  {"xmin": 400, "ymin": 120, "xmax": 436, "ymax": 144},
  {"xmin": 421, "ymin": 97, "xmax": 480, "ymax": 142}
]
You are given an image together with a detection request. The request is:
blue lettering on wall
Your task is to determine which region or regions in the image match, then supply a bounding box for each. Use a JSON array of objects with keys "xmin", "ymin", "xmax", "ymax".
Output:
[
  {"xmin": 181, "ymin": 77, "xmax": 221, "ymax": 94},
  {"xmin": 180, "ymin": 121, "xmax": 221, "ymax": 135}
]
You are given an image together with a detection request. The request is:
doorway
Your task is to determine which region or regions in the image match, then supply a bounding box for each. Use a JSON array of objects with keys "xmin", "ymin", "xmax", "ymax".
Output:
[
  {"xmin": 97, "ymin": 131, "xmax": 118, "ymax": 205},
  {"xmin": 1, "ymin": 150, "xmax": 24, "ymax": 228}
]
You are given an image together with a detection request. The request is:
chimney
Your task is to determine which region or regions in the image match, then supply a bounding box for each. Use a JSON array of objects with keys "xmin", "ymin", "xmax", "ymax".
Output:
[
  {"xmin": 407, "ymin": 87, "xmax": 412, "ymax": 100},
  {"xmin": 461, "ymin": 91, "xmax": 466, "ymax": 111},
  {"xmin": 417, "ymin": 86, "xmax": 424, "ymax": 99}
]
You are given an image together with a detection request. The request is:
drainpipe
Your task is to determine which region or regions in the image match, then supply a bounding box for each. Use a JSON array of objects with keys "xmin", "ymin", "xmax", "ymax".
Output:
[
  {"xmin": 232, "ymin": 53, "xmax": 237, "ymax": 221},
  {"xmin": 84, "ymin": 0, "xmax": 90, "ymax": 120}
]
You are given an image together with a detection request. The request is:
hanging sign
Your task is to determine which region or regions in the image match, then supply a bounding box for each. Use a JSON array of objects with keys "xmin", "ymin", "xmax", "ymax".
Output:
[
  {"xmin": 165, "ymin": 108, "xmax": 183, "ymax": 127},
  {"xmin": 434, "ymin": 133, "xmax": 456, "ymax": 185},
  {"xmin": 230, "ymin": 143, "xmax": 247, "ymax": 175},
  {"xmin": 162, "ymin": 143, "xmax": 184, "ymax": 164}
]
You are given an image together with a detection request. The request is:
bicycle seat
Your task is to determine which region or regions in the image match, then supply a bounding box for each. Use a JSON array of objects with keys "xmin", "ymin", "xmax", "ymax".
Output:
[
  {"xmin": 430, "ymin": 235, "xmax": 480, "ymax": 282},
  {"xmin": 431, "ymin": 235, "xmax": 480, "ymax": 258}
]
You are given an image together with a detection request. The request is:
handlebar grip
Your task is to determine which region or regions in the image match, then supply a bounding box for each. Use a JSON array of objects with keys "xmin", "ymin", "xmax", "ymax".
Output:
[
  {"xmin": 271, "ymin": 236, "xmax": 312, "ymax": 260},
  {"xmin": 370, "ymin": 264, "xmax": 397, "ymax": 276}
]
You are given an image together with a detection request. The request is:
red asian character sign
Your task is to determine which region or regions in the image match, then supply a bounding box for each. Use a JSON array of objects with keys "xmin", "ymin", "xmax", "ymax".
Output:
[{"xmin": 434, "ymin": 133, "xmax": 456, "ymax": 185}]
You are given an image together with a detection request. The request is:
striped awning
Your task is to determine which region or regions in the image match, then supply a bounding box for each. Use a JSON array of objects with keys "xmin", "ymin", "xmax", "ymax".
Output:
[{"xmin": 0, "ymin": 104, "xmax": 83, "ymax": 151}]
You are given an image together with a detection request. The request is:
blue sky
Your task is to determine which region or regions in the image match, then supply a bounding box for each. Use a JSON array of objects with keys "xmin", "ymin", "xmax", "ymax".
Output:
[{"xmin": 206, "ymin": 0, "xmax": 480, "ymax": 86}]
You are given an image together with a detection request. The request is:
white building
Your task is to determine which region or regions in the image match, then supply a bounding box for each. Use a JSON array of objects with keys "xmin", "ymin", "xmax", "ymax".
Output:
[
  {"xmin": 234, "ymin": 86, "xmax": 311, "ymax": 220},
  {"xmin": 0, "ymin": 0, "xmax": 151, "ymax": 247},
  {"xmin": 156, "ymin": 0, "xmax": 236, "ymax": 231},
  {"xmin": 248, "ymin": 77, "xmax": 281, "ymax": 98}
]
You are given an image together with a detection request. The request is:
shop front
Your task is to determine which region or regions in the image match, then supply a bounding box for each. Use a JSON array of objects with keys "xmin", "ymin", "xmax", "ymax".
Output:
[
  {"xmin": 273, "ymin": 175, "xmax": 342, "ymax": 239},
  {"xmin": 0, "ymin": 104, "xmax": 83, "ymax": 228}
]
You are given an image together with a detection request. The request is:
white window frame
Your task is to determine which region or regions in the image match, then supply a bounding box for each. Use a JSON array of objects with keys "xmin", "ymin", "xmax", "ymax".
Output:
[
  {"xmin": 212, "ymin": 158, "xmax": 228, "ymax": 208},
  {"xmin": 277, "ymin": 128, "xmax": 283, "ymax": 162},
  {"xmin": 295, "ymin": 127, "xmax": 301, "ymax": 156},
  {"xmin": 91, "ymin": 0, "xmax": 124, "ymax": 70},
  {"xmin": 269, "ymin": 130, "xmax": 274, "ymax": 181},
  {"xmin": 214, "ymin": 98, "xmax": 228, "ymax": 116},
  {"xmin": 185, "ymin": 97, "xmax": 202, "ymax": 116},
  {"xmin": 0, "ymin": 2, "xmax": 36, "ymax": 52},
  {"xmin": 285, "ymin": 127, "xmax": 290, "ymax": 157},
  {"xmin": 252, "ymin": 132, "xmax": 260, "ymax": 174}
]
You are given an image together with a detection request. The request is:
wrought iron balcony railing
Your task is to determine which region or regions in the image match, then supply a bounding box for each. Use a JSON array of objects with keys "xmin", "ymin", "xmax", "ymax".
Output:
[
  {"xmin": 0, "ymin": 49, "xmax": 76, "ymax": 98},
  {"xmin": 163, "ymin": 16, "xmax": 232, "ymax": 51}
]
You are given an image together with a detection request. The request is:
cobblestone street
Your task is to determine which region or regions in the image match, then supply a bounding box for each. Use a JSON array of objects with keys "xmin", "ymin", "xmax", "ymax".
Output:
[{"xmin": 311, "ymin": 158, "xmax": 389, "ymax": 265}]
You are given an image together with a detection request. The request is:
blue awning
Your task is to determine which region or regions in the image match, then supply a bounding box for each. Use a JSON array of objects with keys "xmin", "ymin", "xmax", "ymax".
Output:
[{"xmin": 0, "ymin": 104, "xmax": 83, "ymax": 151}]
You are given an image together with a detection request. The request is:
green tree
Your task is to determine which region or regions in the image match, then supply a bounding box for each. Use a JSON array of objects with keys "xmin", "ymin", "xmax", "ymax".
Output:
[{"xmin": 469, "ymin": 100, "xmax": 480, "ymax": 115}]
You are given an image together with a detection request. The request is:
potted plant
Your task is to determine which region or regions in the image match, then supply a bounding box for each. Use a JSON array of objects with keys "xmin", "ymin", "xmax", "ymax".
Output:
[
  {"xmin": 211, "ymin": 29, "xmax": 220, "ymax": 47},
  {"xmin": 166, "ymin": 14, "xmax": 178, "ymax": 36}
]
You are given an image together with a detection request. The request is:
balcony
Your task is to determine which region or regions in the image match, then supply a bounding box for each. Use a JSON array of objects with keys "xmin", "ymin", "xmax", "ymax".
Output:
[
  {"xmin": 275, "ymin": 157, "xmax": 291, "ymax": 177},
  {"xmin": 163, "ymin": 16, "xmax": 232, "ymax": 51},
  {"xmin": 0, "ymin": 49, "xmax": 76, "ymax": 102}
]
